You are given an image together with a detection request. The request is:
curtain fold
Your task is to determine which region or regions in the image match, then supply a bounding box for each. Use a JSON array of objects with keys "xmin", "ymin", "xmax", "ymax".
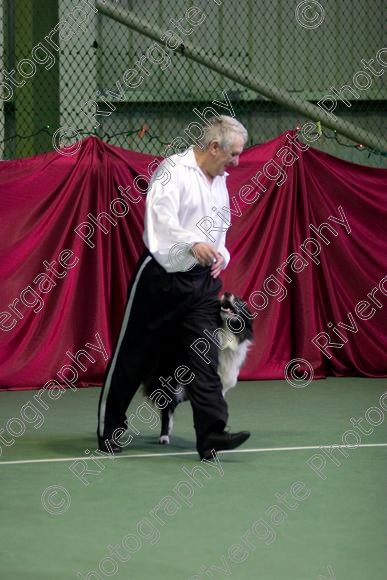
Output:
[{"xmin": 0, "ymin": 133, "xmax": 386, "ymax": 390}]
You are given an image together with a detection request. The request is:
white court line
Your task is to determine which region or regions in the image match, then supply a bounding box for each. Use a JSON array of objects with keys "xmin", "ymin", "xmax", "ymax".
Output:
[{"xmin": 0, "ymin": 442, "xmax": 386, "ymax": 466}]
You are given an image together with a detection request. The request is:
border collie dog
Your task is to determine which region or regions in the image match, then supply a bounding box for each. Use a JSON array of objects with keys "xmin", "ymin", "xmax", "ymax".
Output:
[{"xmin": 142, "ymin": 292, "xmax": 254, "ymax": 444}]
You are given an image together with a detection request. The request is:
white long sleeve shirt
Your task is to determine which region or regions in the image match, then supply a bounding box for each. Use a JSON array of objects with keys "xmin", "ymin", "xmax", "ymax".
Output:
[{"xmin": 143, "ymin": 147, "xmax": 231, "ymax": 273}]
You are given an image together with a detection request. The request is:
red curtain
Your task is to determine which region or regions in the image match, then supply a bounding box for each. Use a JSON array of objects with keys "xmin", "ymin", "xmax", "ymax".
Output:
[{"xmin": 0, "ymin": 133, "xmax": 386, "ymax": 390}]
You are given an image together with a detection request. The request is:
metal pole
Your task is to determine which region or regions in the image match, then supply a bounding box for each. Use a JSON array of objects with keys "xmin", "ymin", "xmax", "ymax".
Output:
[{"xmin": 96, "ymin": 0, "xmax": 387, "ymax": 153}]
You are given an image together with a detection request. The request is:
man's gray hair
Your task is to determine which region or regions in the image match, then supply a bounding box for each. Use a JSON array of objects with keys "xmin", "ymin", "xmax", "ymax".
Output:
[{"xmin": 197, "ymin": 115, "xmax": 248, "ymax": 150}]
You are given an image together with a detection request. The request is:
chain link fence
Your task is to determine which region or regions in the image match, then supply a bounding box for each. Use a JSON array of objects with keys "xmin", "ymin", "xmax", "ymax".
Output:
[{"xmin": 1, "ymin": 0, "xmax": 386, "ymax": 166}]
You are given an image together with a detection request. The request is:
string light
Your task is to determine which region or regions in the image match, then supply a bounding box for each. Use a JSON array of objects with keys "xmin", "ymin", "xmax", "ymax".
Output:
[
  {"xmin": 295, "ymin": 123, "xmax": 386, "ymax": 159},
  {"xmin": 1, "ymin": 124, "xmax": 386, "ymax": 160},
  {"xmin": 321, "ymin": 127, "xmax": 387, "ymax": 158},
  {"xmin": 2, "ymin": 125, "xmax": 52, "ymax": 144},
  {"xmin": 138, "ymin": 123, "xmax": 149, "ymax": 139},
  {"xmin": 0, "ymin": 126, "xmax": 168, "ymax": 147}
]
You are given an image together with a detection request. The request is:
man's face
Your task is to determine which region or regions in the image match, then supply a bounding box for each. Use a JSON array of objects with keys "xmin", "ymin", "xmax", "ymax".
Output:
[{"xmin": 209, "ymin": 134, "xmax": 245, "ymax": 177}]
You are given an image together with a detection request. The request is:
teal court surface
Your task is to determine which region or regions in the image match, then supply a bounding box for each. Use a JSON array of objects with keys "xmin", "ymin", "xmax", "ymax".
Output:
[{"xmin": 0, "ymin": 378, "xmax": 386, "ymax": 580}]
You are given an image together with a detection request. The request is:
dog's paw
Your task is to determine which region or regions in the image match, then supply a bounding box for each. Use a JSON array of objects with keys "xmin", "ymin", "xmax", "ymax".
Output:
[{"xmin": 159, "ymin": 435, "xmax": 170, "ymax": 445}]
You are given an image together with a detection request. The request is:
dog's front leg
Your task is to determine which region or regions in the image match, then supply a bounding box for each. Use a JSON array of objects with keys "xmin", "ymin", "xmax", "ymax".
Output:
[{"xmin": 159, "ymin": 397, "xmax": 180, "ymax": 444}]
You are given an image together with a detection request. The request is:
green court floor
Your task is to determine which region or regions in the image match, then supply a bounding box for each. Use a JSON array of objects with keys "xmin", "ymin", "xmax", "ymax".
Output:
[{"xmin": 0, "ymin": 378, "xmax": 386, "ymax": 580}]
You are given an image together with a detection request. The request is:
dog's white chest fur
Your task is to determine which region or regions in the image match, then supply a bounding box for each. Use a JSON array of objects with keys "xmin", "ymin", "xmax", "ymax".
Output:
[
  {"xmin": 219, "ymin": 329, "xmax": 240, "ymax": 352},
  {"xmin": 217, "ymin": 328, "xmax": 251, "ymax": 395}
]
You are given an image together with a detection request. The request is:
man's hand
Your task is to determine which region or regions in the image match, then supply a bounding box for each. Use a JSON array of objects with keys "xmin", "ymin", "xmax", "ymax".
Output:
[
  {"xmin": 210, "ymin": 254, "xmax": 225, "ymax": 278},
  {"xmin": 190, "ymin": 242, "xmax": 225, "ymax": 278}
]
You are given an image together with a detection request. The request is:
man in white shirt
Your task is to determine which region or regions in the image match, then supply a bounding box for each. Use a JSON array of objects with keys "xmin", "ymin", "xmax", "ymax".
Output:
[{"xmin": 97, "ymin": 115, "xmax": 250, "ymax": 460}]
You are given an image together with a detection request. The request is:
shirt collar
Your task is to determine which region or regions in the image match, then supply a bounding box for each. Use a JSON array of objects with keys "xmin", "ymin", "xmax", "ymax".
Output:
[{"xmin": 179, "ymin": 147, "xmax": 229, "ymax": 177}]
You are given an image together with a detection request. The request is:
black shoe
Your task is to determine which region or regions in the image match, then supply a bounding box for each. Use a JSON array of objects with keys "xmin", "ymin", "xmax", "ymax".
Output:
[
  {"xmin": 198, "ymin": 430, "xmax": 250, "ymax": 460},
  {"xmin": 98, "ymin": 437, "xmax": 122, "ymax": 454}
]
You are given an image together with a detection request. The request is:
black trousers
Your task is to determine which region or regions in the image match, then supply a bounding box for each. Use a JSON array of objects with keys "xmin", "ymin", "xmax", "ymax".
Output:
[{"xmin": 97, "ymin": 249, "xmax": 228, "ymax": 449}]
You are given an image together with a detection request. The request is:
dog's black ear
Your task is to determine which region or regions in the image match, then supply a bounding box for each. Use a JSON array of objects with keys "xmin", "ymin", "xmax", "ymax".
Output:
[
  {"xmin": 238, "ymin": 299, "xmax": 255, "ymax": 340},
  {"xmin": 244, "ymin": 318, "xmax": 254, "ymax": 340},
  {"xmin": 227, "ymin": 317, "xmax": 243, "ymax": 333}
]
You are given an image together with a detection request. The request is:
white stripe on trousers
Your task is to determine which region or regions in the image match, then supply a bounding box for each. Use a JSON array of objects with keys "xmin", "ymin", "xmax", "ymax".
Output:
[{"xmin": 98, "ymin": 255, "xmax": 153, "ymax": 435}]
